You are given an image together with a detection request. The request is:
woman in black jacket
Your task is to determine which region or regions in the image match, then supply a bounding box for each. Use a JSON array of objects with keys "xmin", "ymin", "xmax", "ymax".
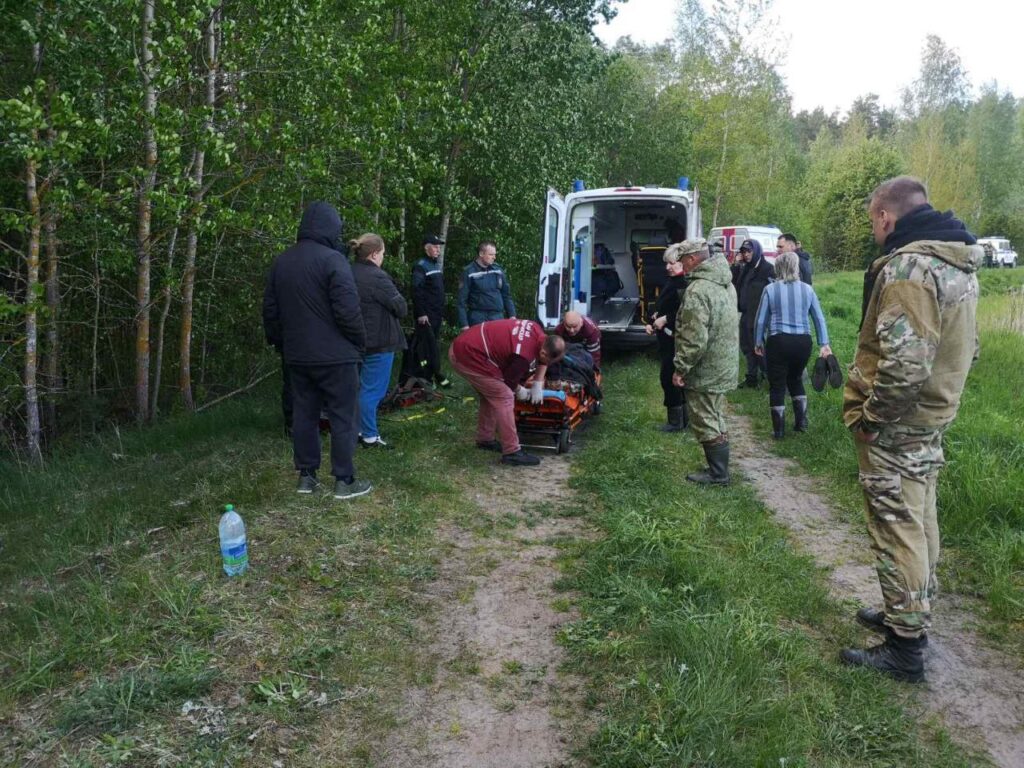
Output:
[
  {"xmin": 645, "ymin": 243, "xmax": 690, "ymax": 432},
  {"xmin": 351, "ymin": 234, "xmax": 407, "ymax": 448}
]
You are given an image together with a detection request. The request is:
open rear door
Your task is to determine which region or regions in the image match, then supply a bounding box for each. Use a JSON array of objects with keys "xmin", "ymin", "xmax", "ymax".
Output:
[{"xmin": 537, "ymin": 188, "xmax": 567, "ymax": 328}]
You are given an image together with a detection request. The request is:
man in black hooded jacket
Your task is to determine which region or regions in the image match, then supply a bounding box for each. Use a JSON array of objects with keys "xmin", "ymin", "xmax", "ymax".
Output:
[
  {"xmin": 736, "ymin": 239, "xmax": 775, "ymax": 387},
  {"xmin": 263, "ymin": 201, "xmax": 371, "ymax": 500}
]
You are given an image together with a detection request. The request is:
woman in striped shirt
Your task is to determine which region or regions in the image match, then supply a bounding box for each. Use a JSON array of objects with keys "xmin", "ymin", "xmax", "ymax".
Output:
[{"xmin": 753, "ymin": 252, "xmax": 832, "ymax": 439}]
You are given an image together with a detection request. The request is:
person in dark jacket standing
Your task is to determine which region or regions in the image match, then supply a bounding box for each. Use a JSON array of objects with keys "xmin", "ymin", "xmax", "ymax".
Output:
[
  {"xmin": 777, "ymin": 233, "xmax": 813, "ymax": 285},
  {"xmin": 736, "ymin": 239, "xmax": 775, "ymax": 387},
  {"xmin": 411, "ymin": 234, "xmax": 450, "ymax": 387},
  {"xmin": 645, "ymin": 245, "xmax": 690, "ymax": 431},
  {"xmin": 262, "ymin": 201, "xmax": 371, "ymax": 500},
  {"xmin": 351, "ymin": 233, "xmax": 407, "ymax": 449},
  {"xmin": 457, "ymin": 240, "xmax": 516, "ymax": 330}
]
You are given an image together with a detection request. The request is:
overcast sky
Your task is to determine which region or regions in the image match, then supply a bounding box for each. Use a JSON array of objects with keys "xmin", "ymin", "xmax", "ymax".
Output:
[{"xmin": 594, "ymin": 0, "xmax": 1024, "ymax": 115}]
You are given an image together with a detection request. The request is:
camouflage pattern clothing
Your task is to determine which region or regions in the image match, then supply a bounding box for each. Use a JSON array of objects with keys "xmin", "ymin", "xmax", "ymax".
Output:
[
  {"xmin": 844, "ymin": 240, "xmax": 981, "ymax": 639},
  {"xmin": 673, "ymin": 253, "xmax": 739, "ymax": 394},
  {"xmin": 673, "ymin": 253, "xmax": 739, "ymax": 444}
]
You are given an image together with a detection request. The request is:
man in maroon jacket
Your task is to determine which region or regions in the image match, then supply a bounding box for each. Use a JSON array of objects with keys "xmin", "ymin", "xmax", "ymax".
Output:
[
  {"xmin": 554, "ymin": 310, "xmax": 601, "ymax": 369},
  {"xmin": 449, "ymin": 319, "xmax": 565, "ymax": 466}
]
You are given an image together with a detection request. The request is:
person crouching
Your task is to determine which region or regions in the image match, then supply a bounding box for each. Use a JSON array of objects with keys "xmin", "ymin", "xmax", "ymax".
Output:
[{"xmin": 449, "ymin": 319, "xmax": 565, "ymax": 466}]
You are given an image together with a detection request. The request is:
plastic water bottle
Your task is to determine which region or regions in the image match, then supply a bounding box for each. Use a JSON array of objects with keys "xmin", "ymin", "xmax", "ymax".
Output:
[{"xmin": 218, "ymin": 504, "xmax": 248, "ymax": 576}]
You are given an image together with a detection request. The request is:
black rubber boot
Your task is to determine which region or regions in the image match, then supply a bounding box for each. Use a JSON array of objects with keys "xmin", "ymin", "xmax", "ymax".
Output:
[
  {"xmin": 793, "ymin": 396, "xmax": 808, "ymax": 432},
  {"xmin": 855, "ymin": 607, "xmax": 929, "ymax": 646},
  {"xmin": 686, "ymin": 441, "xmax": 730, "ymax": 485},
  {"xmin": 840, "ymin": 632, "xmax": 926, "ymax": 683},
  {"xmin": 659, "ymin": 406, "xmax": 686, "ymax": 432},
  {"xmin": 770, "ymin": 407, "xmax": 785, "ymax": 439}
]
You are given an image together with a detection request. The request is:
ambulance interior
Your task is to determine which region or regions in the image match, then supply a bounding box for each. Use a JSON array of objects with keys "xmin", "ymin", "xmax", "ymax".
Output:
[{"xmin": 569, "ymin": 198, "xmax": 691, "ymax": 329}]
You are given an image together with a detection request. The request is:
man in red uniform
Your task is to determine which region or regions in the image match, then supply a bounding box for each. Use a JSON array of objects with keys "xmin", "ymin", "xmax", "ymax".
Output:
[
  {"xmin": 449, "ymin": 319, "xmax": 565, "ymax": 466},
  {"xmin": 554, "ymin": 310, "xmax": 601, "ymax": 369}
]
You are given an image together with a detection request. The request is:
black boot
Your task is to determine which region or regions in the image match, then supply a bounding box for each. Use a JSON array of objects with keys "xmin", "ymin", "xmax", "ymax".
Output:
[
  {"xmin": 686, "ymin": 441, "xmax": 730, "ymax": 485},
  {"xmin": 770, "ymin": 407, "xmax": 785, "ymax": 439},
  {"xmin": 855, "ymin": 606, "xmax": 929, "ymax": 646},
  {"xmin": 793, "ymin": 396, "xmax": 808, "ymax": 432},
  {"xmin": 840, "ymin": 632, "xmax": 926, "ymax": 683},
  {"xmin": 659, "ymin": 406, "xmax": 686, "ymax": 432},
  {"xmin": 738, "ymin": 376, "xmax": 759, "ymax": 389}
]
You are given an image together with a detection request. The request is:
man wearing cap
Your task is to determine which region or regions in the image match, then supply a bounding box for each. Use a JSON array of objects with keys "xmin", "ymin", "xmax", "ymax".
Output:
[
  {"xmin": 457, "ymin": 240, "xmax": 516, "ymax": 330},
  {"xmin": 736, "ymin": 239, "xmax": 774, "ymax": 387},
  {"xmin": 411, "ymin": 234, "xmax": 450, "ymax": 387},
  {"xmin": 670, "ymin": 238, "xmax": 739, "ymax": 484}
]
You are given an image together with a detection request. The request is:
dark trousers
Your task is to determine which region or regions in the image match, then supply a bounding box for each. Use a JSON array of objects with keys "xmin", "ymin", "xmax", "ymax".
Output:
[
  {"xmin": 428, "ymin": 313, "xmax": 444, "ymax": 382},
  {"xmin": 765, "ymin": 333, "xmax": 812, "ymax": 407},
  {"xmin": 290, "ymin": 363, "xmax": 359, "ymax": 480},
  {"xmin": 657, "ymin": 333, "xmax": 685, "ymax": 408},
  {"xmin": 739, "ymin": 313, "xmax": 765, "ymax": 381},
  {"xmin": 279, "ymin": 351, "xmax": 293, "ymax": 429}
]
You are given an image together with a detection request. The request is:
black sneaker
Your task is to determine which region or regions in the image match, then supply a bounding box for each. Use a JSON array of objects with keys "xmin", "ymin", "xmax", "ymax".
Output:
[
  {"xmin": 334, "ymin": 478, "xmax": 372, "ymax": 499},
  {"xmin": 296, "ymin": 474, "xmax": 322, "ymax": 494},
  {"xmin": 359, "ymin": 436, "xmax": 394, "ymax": 450},
  {"xmin": 500, "ymin": 449, "xmax": 541, "ymax": 466},
  {"xmin": 476, "ymin": 439, "xmax": 502, "ymax": 452}
]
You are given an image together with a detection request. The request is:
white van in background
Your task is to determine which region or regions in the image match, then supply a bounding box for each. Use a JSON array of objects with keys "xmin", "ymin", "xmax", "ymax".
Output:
[
  {"xmin": 977, "ymin": 237, "xmax": 1018, "ymax": 268},
  {"xmin": 537, "ymin": 179, "xmax": 702, "ymax": 346},
  {"xmin": 708, "ymin": 225, "xmax": 782, "ymax": 263}
]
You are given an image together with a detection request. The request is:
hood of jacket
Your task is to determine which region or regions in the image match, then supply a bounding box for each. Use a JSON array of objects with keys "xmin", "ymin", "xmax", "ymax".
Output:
[
  {"xmin": 883, "ymin": 203, "xmax": 976, "ymax": 255},
  {"xmin": 688, "ymin": 253, "xmax": 733, "ymax": 286},
  {"xmin": 297, "ymin": 201, "xmax": 343, "ymax": 251},
  {"xmin": 885, "ymin": 240, "xmax": 983, "ymax": 273}
]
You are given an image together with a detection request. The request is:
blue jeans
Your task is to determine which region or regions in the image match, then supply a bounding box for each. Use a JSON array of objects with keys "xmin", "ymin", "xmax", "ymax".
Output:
[{"xmin": 359, "ymin": 352, "xmax": 395, "ymax": 439}]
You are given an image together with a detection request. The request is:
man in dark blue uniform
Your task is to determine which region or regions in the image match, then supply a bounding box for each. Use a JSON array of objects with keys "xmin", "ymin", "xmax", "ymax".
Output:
[
  {"xmin": 411, "ymin": 234, "xmax": 450, "ymax": 387},
  {"xmin": 457, "ymin": 240, "xmax": 516, "ymax": 330}
]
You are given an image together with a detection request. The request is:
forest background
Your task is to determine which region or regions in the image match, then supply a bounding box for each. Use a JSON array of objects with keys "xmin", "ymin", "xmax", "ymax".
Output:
[{"xmin": 2, "ymin": 0, "xmax": 1023, "ymax": 461}]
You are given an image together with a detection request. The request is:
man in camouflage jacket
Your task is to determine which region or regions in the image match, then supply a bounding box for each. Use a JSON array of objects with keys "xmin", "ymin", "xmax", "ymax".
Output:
[
  {"xmin": 841, "ymin": 176, "xmax": 981, "ymax": 683},
  {"xmin": 671, "ymin": 239, "xmax": 739, "ymax": 484}
]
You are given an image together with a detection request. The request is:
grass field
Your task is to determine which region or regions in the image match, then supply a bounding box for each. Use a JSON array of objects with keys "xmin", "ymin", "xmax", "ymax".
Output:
[{"xmin": 2, "ymin": 267, "xmax": 1020, "ymax": 764}]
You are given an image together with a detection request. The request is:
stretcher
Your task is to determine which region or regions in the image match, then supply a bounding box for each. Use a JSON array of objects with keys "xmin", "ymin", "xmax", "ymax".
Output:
[{"xmin": 514, "ymin": 372, "xmax": 602, "ymax": 453}]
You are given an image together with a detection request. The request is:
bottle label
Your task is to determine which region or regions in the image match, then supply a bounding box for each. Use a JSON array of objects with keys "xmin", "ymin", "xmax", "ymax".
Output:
[{"xmin": 222, "ymin": 542, "xmax": 248, "ymax": 569}]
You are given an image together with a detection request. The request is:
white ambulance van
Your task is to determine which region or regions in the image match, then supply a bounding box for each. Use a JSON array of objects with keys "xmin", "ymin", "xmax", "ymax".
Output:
[
  {"xmin": 537, "ymin": 179, "xmax": 702, "ymax": 346},
  {"xmin": 707, "ymin": 225, "xmax": 782, "ymax": 264}
]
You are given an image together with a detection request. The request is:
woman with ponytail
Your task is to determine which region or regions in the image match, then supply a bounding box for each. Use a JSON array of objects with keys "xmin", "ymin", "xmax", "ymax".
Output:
[{"xmin": 350, "ymin": 234, "xmax": 407, "ymax": 448}]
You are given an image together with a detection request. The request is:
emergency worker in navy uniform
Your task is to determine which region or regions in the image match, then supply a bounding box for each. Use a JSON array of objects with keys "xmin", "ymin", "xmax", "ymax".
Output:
[
  {"xmin": 411, "ymin": 234, "xmax": 451, "ymax": 387},
  {"xmin": 457, "ymin": 240, "xmax": 516, "ymax": 330}
]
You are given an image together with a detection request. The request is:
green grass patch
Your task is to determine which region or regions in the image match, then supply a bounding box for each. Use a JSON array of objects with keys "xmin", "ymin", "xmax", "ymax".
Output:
[{"xmin": 562, "ymin": 354, "xmax": 981, "ymax": 766}]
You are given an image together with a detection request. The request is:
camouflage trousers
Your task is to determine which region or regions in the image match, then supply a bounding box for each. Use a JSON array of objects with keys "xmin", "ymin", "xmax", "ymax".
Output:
[
  {"xmin": 685, "ymin": 389, "xmax": 728, "ymax": 445},
  {"xmin": 855, "ymin": 424, "xmax": 947, "ymax": 639}
]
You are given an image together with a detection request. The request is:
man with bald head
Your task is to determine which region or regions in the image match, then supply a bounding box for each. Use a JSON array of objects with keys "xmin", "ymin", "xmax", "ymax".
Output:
[
  {"xmin": 553, "ymin": 310, "xmax": 602, "ymax": 368},
  {"xmin": 841, "ymin": 176, "xmax": 981, "ymax": 682}
]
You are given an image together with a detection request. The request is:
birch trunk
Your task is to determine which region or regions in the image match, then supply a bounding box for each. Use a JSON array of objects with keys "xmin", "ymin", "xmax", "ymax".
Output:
[
  {"xmin": 135, "ymin": 0, "xmax": 157, "ymax": 423},
  {"xmin": 179, "ymin": 8, "xmax": 217, "ymax": 410}
]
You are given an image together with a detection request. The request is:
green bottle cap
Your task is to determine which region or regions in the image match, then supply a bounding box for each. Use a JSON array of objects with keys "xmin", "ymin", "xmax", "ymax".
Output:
[{"xmin": 225, "ymin": 504, "xmax": 234, "ymax": 512}]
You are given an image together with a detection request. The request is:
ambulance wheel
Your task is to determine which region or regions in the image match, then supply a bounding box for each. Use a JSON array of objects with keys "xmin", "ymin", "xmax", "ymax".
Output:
[{"xmin": 557, "ymin": 428, "xmax": 570, "ymax": 454}]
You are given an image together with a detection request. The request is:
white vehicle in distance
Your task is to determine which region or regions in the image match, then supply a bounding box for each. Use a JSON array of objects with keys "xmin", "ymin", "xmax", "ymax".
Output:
[
  {"xmin": 708, "ymin": 224, "xmax": 782, "ymax": 264},
  {"xmin": 977, "ymin": 237, "xmax": 1018, "ymax": 268},
  {"xmin": 537, "ymin": 178, "xmax": 703, "ymax": 347}
]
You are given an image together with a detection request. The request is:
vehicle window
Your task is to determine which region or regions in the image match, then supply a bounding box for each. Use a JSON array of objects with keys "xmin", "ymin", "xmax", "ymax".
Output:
[
  {"xmin": 631, "ymin": 229, "xmax": 669, "ymax": 248},
  {"xmin": 546, "ymin": 205, "xmax": 559, "ymax": 263},
  {"xmin": 998, "ymin": 240, "xmax": 1010, "ymax": 250}
]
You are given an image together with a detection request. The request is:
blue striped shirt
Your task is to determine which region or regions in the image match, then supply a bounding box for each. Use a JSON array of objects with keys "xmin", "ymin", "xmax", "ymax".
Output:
[{"xmin": 754, "ymin": 280, "xmax": 829, "ymax": 347}]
